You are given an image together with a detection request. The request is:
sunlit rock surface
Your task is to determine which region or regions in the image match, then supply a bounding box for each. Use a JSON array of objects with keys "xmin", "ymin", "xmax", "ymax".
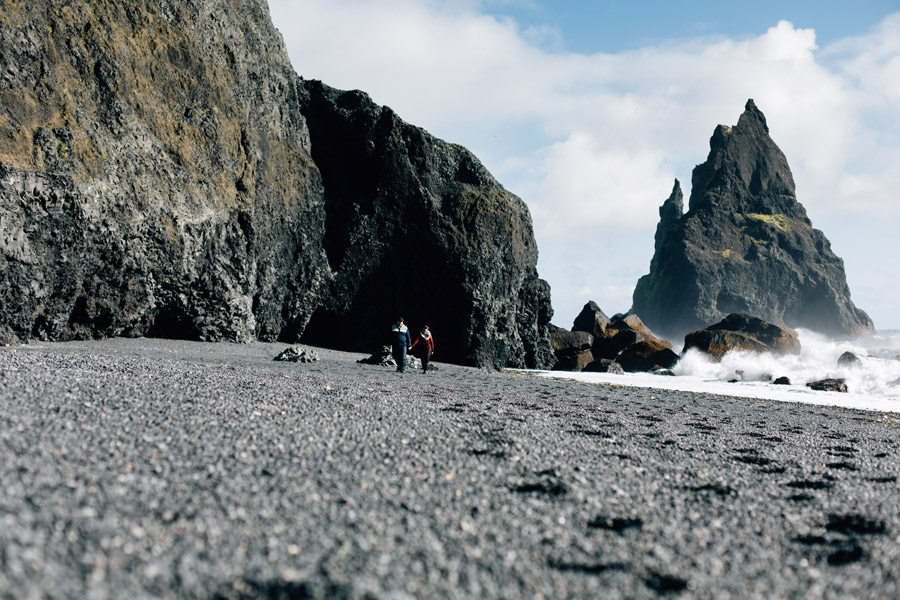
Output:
[{"xmin": 0, "ymin": 0, "xmax": 553, "ymax": 368}]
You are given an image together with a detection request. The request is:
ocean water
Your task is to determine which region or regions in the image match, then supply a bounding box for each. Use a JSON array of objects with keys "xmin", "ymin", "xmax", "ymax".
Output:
[{"xmin": 522, "ymin": 329, "xmax": 900, "ymax": 413}]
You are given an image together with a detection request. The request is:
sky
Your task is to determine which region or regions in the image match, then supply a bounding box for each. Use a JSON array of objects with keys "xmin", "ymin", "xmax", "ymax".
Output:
[{"xmin": 267, "ymin": 0, "xmax": 900, "ymax": 331}]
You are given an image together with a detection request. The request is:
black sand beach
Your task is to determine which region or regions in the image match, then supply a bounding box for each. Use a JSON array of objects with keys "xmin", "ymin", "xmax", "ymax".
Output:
[{"xmin": 1, "ymin": 338, "xmax": 898, "ymax": 599}]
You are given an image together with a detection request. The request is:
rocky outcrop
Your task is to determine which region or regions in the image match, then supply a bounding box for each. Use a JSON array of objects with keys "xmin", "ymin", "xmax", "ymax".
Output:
[
  {"xmin": 632, "ymin": 100, "xmax": 874, "ymax": 340},
  {"xmin": 683, "ymin": 314, "xmax": 800, "ymax": 360},
  {"xmin": 560, "ymin": 302, "xmax": 675, "ymax": 372},
  {"xmin": 295, "ymin": 81, "xmax": 554, "ymax": 368},
  {"xmin": 0, "ymin": 0, "xmax": 553, "ymax": 368}
]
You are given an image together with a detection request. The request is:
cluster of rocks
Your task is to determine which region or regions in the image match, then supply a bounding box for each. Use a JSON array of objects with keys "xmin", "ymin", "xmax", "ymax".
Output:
[
  {"xmin": 553, "ymin": 306, "xmax": 861, "ymax": 394},
  {"xmin": 273, "ymin": 346, "xmax": 320, "ymax": 363},
  {"xmin": 550, "ymin": 302, "xmax": 678, "ymax": 374},
  {"xmin": 356, "ymin": 346, "xmax": 437, "ymax": 372}
]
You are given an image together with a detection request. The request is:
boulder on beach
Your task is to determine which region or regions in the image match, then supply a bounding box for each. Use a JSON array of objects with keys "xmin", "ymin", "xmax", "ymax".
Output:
[
  {"xmin": 550, "ymin": 329, "xmax": 594, "ymax": 372},
  {"xmin": 631, "ymin": 100, "xmax": 874, "ymax": 340},
  {"xmin": 572, "ymin": 301, "xmax": 611, "ymax": 340},
  {"xmin": 616, "ymin": 340, "xmax": 680, "ymax": 373},
  {"xmin": 837, "ymin": 351, "xmax": 862, "ymax": 367},
  {"xmin": 583, "ymin": 358, "xmax": 625, "ymax": 375},
  {"xmin": 357, "ymin": 346, "xmax": 423, "ymax": 370},
  {"xmin": 591, "ymin": 313, "xmax": 672, "ymax": 361},
  {"xmin": 683, "ymin": 314, "xmax": 800, "ymax": 360},
  {"xmin": 273, "ymin": 347, "xmax": 320, "ymax": 363},
  {"xmin": 807, "ymin": 378, "xmax": 848, "ymax": 393}
]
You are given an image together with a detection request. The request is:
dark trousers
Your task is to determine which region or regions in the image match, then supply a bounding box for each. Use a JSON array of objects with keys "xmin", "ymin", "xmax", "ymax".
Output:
[
  {"xmin": 421, "ymin": 350, "xmax": 431, "ymax": 372},
  {"xmin": 392, "ymin": 345, "xmax": 407, "ymax": 372}
]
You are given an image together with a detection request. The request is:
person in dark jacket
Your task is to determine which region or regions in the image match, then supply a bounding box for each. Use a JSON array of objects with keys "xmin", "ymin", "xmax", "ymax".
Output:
[
  {"xmin": 410, "ymin": 324, "xmax": 434, "ymax": 373},
  {"xmin": 391, "ymin": 317, "xmax": 412, "ymax": 372}
]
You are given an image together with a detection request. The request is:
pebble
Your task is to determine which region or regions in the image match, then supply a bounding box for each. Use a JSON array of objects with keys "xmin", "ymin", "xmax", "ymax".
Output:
[{"xmin": 0, "ymin": 337, "xmax": 898, "ymax": 599}]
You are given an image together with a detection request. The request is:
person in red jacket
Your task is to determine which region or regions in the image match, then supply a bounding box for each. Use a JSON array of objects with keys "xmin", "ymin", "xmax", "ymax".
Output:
[{"xmin": 410, "ymin": 324, "xmax": 434, "ymax": 373}]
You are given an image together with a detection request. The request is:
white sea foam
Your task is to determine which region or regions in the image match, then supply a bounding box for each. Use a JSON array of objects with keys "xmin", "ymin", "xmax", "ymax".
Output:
[{"xmin": 522, "ymin": 329, "xmax": 900, "ymax": 413}]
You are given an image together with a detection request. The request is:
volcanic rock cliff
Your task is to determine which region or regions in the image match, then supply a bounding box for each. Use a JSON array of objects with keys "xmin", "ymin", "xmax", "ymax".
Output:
[
  {"xmin": 0, "ymin": 0, "xmax": 554, "ymax": 368},
  {"xmin": 631, "ymin": 100, "xmax": 874, "ymax": 340}
]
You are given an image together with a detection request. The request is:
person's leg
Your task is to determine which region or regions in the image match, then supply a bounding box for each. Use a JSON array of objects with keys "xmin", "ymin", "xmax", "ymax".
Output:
[{"xmin": 399, "ymin": 346, "xmax": 407, "ymax": 372}]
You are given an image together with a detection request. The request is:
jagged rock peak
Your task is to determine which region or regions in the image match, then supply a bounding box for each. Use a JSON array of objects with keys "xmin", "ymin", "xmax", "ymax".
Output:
[
  {"xmin": 691, "ymin": 98, "xmax": 799, "ymax": 219},
  {"xmin": 655, "ymin": 179, "xmax": 683, "ymax": 251},
  {"xmin": 632, "ymin": 100, "xmax": 874, "ymax": 340}
]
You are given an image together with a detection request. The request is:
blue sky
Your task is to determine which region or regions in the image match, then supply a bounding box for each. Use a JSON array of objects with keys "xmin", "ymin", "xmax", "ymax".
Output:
[
  {"xmin": 479, "ymin": 0, "xmax": 898, "ymax": 52},
  {"xmin": 269, "ymin": 0, "xmax": 900, "ymax": 332}
]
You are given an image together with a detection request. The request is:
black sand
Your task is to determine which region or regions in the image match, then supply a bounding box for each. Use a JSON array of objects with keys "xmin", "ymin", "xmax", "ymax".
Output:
[{"xmin": 1, "ymin": 338, "xmax": 898, "ymax": 599}]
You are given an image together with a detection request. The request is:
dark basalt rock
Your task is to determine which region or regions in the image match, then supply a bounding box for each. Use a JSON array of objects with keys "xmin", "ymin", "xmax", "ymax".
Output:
[
  {"xmin": 357, "ymin": 346, "xmax": 396, "ymax": 366},
  {"xmin": 550, "ymin": 329, "xmax": 594, "ymax": 372},
  {"xmin": 683, "ymin": 314, "xmax": 800, "ymax": 360},
  {"xmin": 774, "ymin": 376, "xmax": 792, "ymax": 385},
  {"xmin": 583, "ymin": 358, "xmax": 625, "ymax": 374},
  {"xmin": 0, "ymin": 0, "xmax": 553, "ymax": 369},
  {"xmin": 273, "ymin": 347, "xmax": 319, "ymax": 363},
  {"xmin": 837, "ymin": 351, "xmax": 861, "ymax": 367},
  {"xmin": 556, "ymin": 305, "xmax": 675, "ymax": 372},
  {"xmin": 357, "ymin": 345, "xmax": 423, "ymax": 370},
  {"xmin": 551, "ymin": 330, "xmax": 594, "ymax": 355},
  {"xmin": 632, "ymin": 100, "xmax": 874, "ymax": 340},
  {"xmin": 616, "ymin": 340, "xmax": 680, "ymax": 373},
  {"xmin": 592, "ymin": 313, "xmax": 671, "ymax": 361},
  {"xmin": 807, "ymin": 378, "xmax": 848, "ymax": 393},
  {"xmin": 572, "ymin": 301, "xmax": 610, "ymax": 339}
]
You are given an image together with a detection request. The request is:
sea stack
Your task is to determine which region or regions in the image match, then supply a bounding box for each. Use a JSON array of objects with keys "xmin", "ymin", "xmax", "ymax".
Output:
[
  {"xmin": 0, "ymin": 0, "xmax": 554, "ymax": 368},
  {"xmin": 631, "ymin": 100, "xmax": 874, "ymax": 340}
]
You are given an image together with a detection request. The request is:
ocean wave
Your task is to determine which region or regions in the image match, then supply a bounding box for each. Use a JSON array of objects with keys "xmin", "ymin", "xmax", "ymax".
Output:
[{"xmin": 522, "ymin": 329, "xmax": 900, "ymax": 413}]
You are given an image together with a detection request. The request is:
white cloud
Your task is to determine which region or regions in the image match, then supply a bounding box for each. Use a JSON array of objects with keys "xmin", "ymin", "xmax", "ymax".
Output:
[{"xmin": 268, "ymin": 1, "xmax": 900, "ymax": 327}]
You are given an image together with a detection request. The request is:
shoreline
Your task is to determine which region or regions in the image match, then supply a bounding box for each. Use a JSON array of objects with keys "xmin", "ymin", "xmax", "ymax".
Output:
[
  {"xmin": 513, "ymin": 368, "xmax": 900, "ymax": 415},
  {"xmin": 10, "ymin": 335, "xmax": 897, "ymax": 415},
  {"xmin": 2, "ymin": 337, "xmax": 898, "ymax": 598}
]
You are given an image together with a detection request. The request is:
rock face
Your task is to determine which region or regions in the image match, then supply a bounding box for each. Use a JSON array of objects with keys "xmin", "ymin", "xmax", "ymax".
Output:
[
  {"xmin": 0, "ymin": 0, "xmax": 553, "ymax": 368},
  {"xmin": 683, "ymin": 314, "xmax": 801, "ymax": 361},
  {"xmin": 632, "ymin": 100, "xmax": 874, "ymax": 340}
]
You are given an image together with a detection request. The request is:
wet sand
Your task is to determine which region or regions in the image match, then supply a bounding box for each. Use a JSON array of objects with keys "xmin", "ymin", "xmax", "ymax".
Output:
[{"xmin": 1, "ymin": 337, "xmax": 898, "ymax": 599}]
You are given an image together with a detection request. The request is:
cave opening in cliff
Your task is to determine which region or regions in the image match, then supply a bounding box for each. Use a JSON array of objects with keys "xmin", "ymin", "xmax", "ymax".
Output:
[
  {"xmin": 299, "ymin": 306, "xmax": 383, "ymax": 352},
  {"xmin": 146, "ymin": 305, "xmax": 201, "ymax": 341}
]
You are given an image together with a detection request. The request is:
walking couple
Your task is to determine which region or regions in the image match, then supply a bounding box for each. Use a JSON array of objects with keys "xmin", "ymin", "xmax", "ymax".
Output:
[{"xmin": 391, "ymin": 317, "xmax": 434, "ymax": 373}]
